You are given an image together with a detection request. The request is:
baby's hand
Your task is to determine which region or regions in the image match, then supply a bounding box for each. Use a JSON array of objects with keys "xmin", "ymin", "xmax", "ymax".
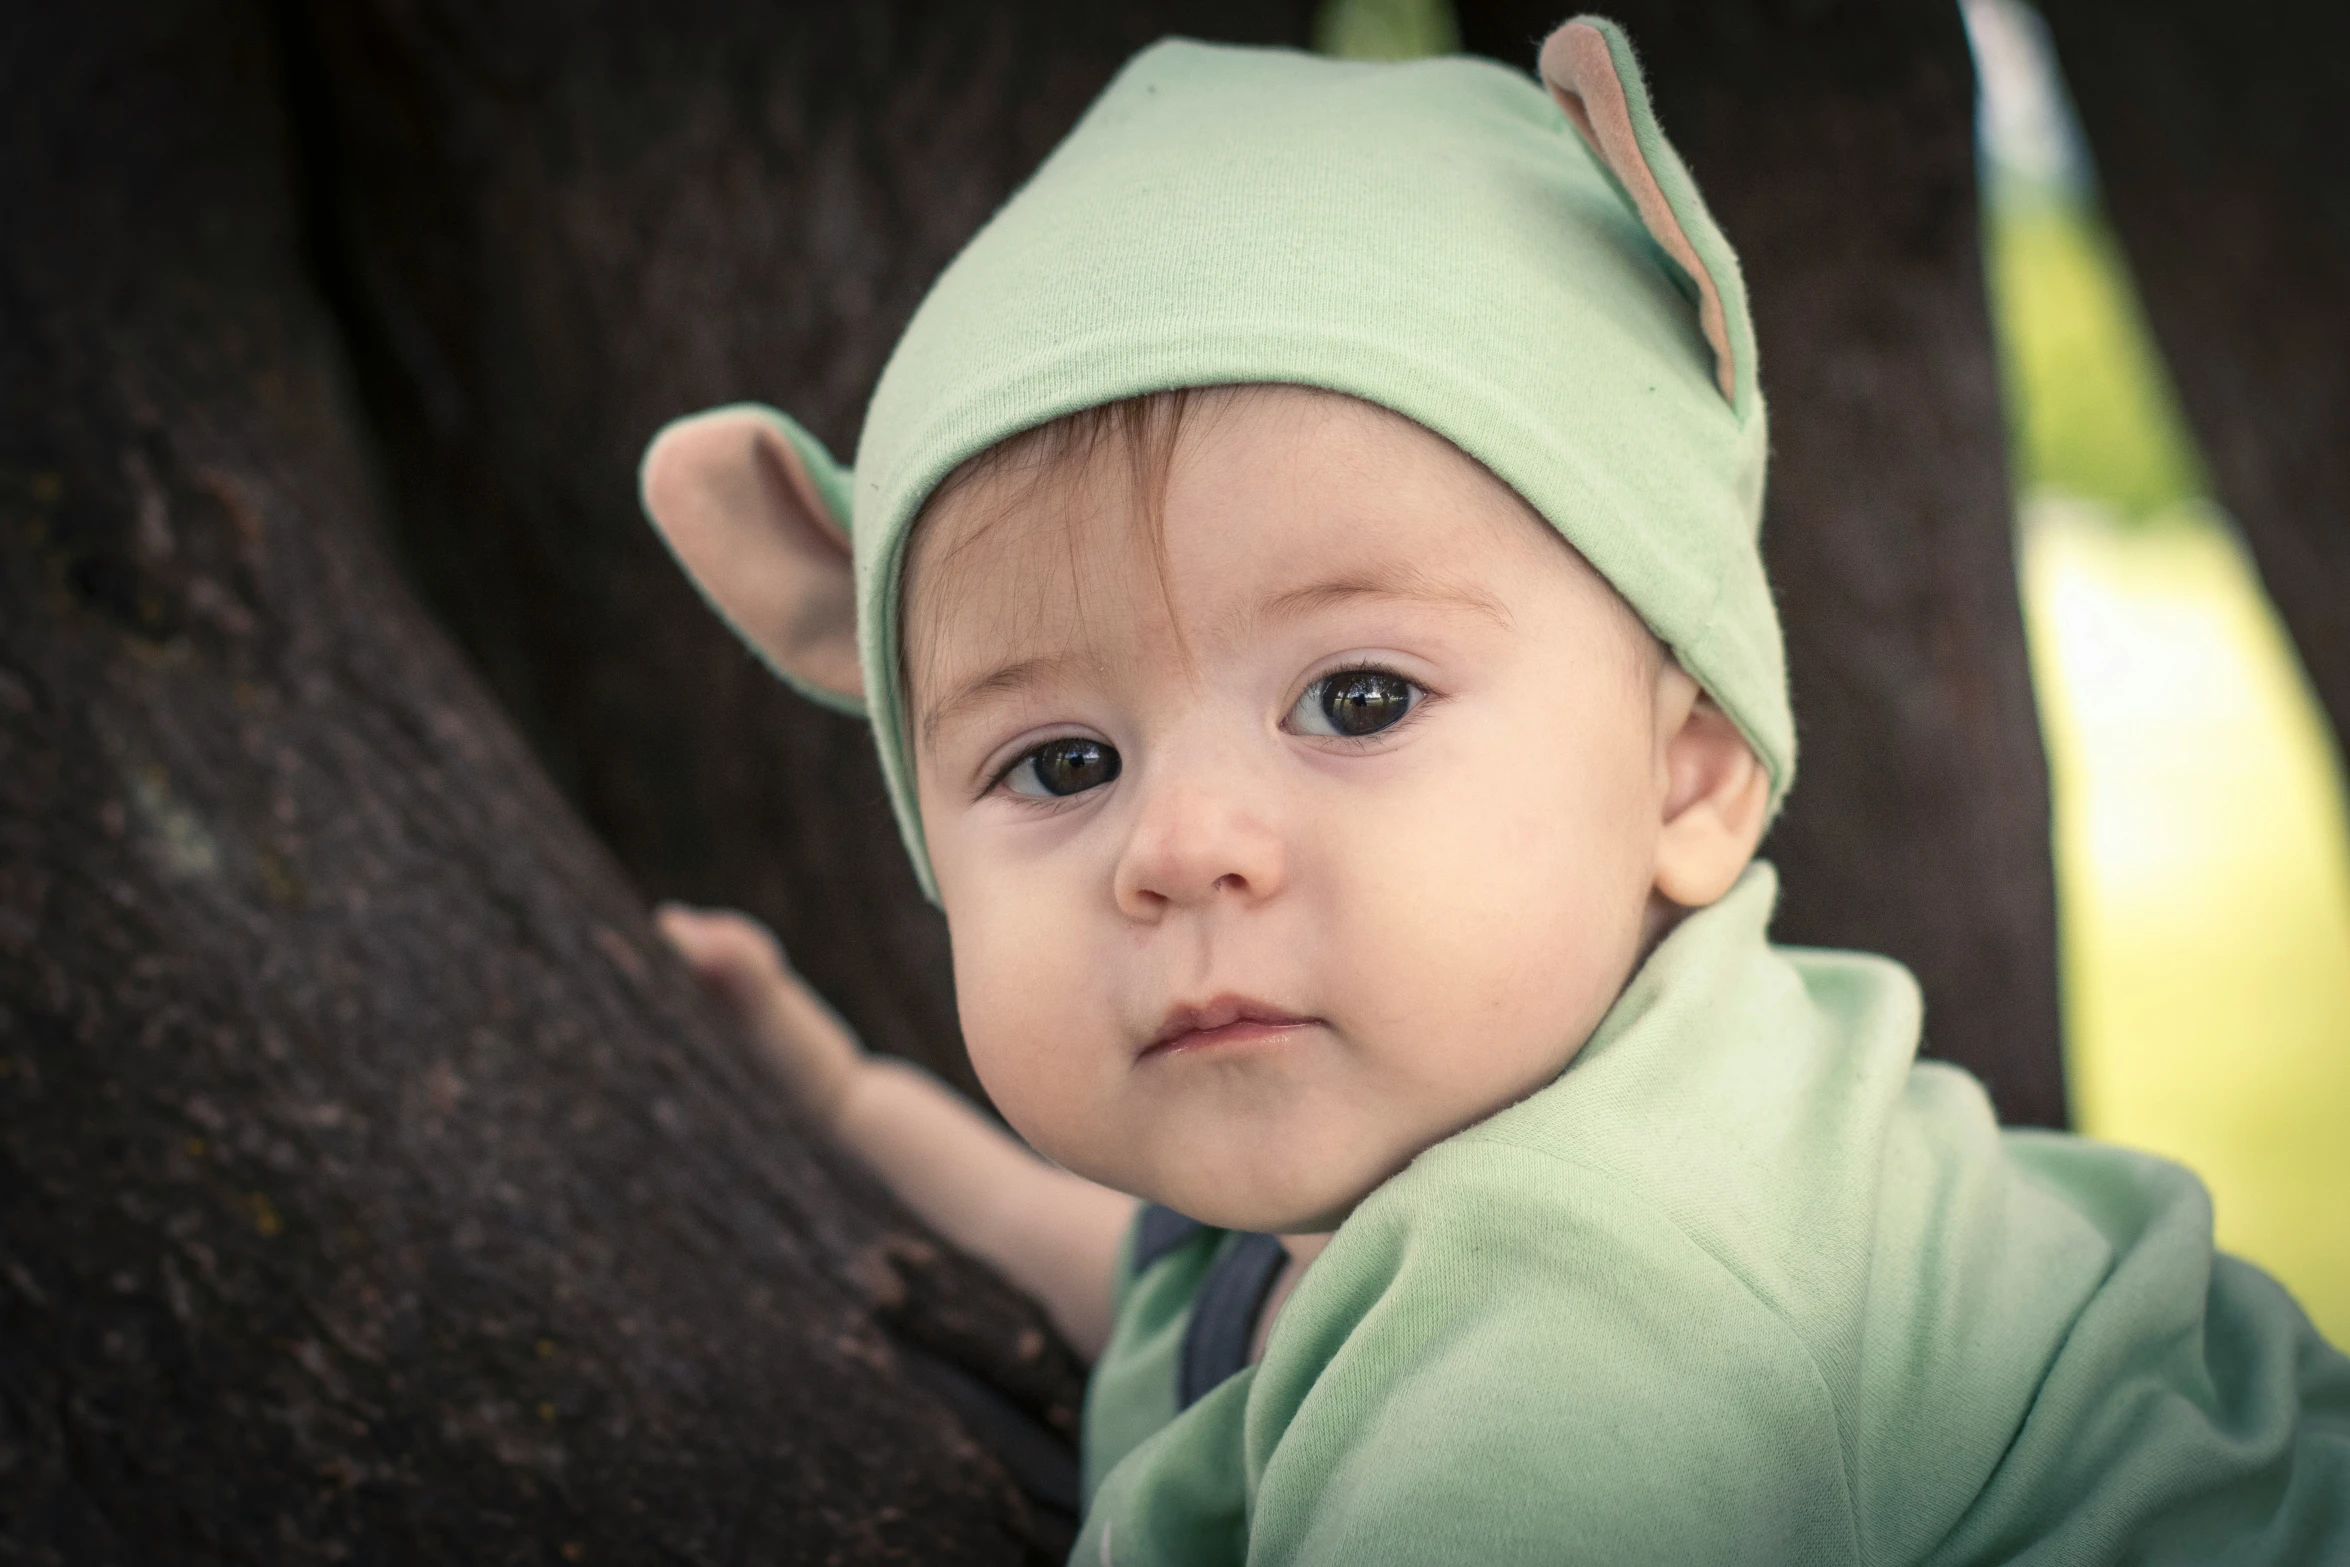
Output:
[{"xmin": 654, "ymin": 904, "xmax": 864, "ymax": 1132}]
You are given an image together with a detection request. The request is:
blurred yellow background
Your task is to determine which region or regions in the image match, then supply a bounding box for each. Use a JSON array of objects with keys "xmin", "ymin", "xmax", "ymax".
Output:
[
  {"xmin": 1989, "ymin": 203, "xmax": 2350, "ymax": 1343},
  {"xmin": 1972, "ymin": 0, "xmax": 2350, "ymax": 1341},
  {"xmin": 2018, "ymin": 499, "xmax": 2350, "ymax": 1340}
]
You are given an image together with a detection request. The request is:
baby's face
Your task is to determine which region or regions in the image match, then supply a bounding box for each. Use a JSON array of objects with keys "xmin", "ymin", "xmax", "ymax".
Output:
[{"xmin": 908, "ymin": 388, "xmax": 1681, "ymax": 1233}]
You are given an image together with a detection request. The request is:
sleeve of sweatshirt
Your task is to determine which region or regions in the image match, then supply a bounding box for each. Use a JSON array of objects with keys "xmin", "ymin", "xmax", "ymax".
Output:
[{"xmin": 1238, "ymin": 1143, "xmax": 1861, "ymax": 1567}]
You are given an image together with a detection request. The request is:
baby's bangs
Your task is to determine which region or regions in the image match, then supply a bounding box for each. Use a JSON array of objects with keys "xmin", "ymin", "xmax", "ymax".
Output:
[{"xmin": 896, "ymin": 387, "xmax": 1236, "ymax": 725}]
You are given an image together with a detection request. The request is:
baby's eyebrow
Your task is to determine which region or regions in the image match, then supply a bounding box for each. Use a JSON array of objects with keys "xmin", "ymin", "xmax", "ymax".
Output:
[
  {"xmin": 1252, "ymin": 565, "xmax": 1512, "ymax": 630},
  {"xmin": 919, "ymin": 653, "xmax": 1076, "ymax": 750}
]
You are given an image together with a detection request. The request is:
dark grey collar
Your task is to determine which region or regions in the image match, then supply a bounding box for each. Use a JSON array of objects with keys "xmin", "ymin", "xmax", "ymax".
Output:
[{"xmin": 1135, "ymin": 1204, "xmax": 1291, "ymax": 1412}]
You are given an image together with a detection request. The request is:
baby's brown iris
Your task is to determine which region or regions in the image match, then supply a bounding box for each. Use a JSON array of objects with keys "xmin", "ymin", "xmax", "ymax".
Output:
[
  {"xmin": 1320, "ymin": 670, "xmax": 1414, "ymax": 737},
  {"xmin": 1029, "ymin": 737, "xmax": 1121, "ymax": 796}
]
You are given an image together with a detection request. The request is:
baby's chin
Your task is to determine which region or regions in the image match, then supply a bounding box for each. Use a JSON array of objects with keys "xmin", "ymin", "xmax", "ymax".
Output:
[
  {"xmin": 1047, "ymin": 1068, "xmax": 1529, "ymax": 1233},
  {"xmin": 1109, "ymin": 1141, "xmax": 1408, "ymax": 1236}
]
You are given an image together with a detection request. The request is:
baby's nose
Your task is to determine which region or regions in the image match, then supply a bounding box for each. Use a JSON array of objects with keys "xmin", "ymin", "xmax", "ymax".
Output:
[{"xmin": 1111, "ymin": 774, "xmax": 1286, "ymax": 918}]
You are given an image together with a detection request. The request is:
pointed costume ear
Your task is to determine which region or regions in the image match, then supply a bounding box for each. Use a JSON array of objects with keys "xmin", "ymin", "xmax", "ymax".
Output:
[
  {"xmin": 640, "ymin": 404, "xmax": 866, "ymax": 715},
  {"xmin": 1539, "ymin": 17, "xmax": 1756, "ymax": 414}
]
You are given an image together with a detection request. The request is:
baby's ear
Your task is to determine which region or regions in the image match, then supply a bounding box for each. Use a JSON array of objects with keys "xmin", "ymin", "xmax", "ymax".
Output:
[
  {"xmin": 1539, "ymin": 16, "xmax": 1756, "ymax": 416},
  {"xmin": 640, "ymin": 404, "xmax": 865, "ymax": 714},
  {"xmin": 1652, "ymin": 669, "xmax": 1772, "ymax": 909}
]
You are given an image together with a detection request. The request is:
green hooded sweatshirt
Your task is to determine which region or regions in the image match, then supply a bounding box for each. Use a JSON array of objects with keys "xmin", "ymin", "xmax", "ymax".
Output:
[{"xmin": 1076, "ymin": 867, "xmax": 2350, "ymax": 1564}]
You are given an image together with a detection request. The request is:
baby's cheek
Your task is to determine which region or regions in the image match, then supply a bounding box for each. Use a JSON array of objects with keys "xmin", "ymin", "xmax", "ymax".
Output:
[
  {"xmin": 950, "ymin": 928, "xmax": 1045, "ymax": 1105},
  {"xmin": 1338, "ymin": 733, "xmax": 1648, "ymax": 1092},
  {"xmin": 949, "ymin": 902, "xmax": 1116, "ymax": 1169}
]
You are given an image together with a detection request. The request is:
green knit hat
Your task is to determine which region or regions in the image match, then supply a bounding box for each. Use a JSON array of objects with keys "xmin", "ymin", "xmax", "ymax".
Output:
[{"xmin": 643, "ymin": 17, "xmax": 1788, "ymax": 901}]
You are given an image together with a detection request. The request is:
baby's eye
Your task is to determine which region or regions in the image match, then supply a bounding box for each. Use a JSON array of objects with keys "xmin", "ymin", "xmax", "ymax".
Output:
[
  {"xmin": 1290, "ymin": 668, "xmax": 1421, "ymax": 739},
  {"xmin": 1001, "ymin": 736, "xmax": 1123, "ymax": 798}
]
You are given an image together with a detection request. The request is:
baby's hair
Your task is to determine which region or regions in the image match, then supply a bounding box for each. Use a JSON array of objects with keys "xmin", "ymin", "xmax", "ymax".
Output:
[
  {"xmin": 928, "ymin": 390, "xmax": 1204, "ymax": 541},
  {"xmin": 899, "ymin": 386, "xmax": 1258, "ymax": 732}
]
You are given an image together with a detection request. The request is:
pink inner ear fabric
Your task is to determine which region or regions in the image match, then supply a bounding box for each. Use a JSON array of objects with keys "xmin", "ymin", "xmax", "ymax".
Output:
[
  {"xmin": 640, "ymin": 408, "xmax": 864, "ymax": 705},
  {"xmin": 756, "ymin": 429, "xmax": 853, "ymax": 557},
  {"xmin": 1539, "ymin": 22, "xmax": 1737, "ymax": 404}
]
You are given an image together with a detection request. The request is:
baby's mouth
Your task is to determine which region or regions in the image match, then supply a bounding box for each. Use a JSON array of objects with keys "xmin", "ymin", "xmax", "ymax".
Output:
[{"xmin": 1143, "ymin": 994, "xmax": 1320, "ymax": 1059}]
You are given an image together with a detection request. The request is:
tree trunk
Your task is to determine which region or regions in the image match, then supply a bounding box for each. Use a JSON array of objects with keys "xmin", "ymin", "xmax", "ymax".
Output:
[
  {"xmin": 277, "ymin": 0, "xmax": 1320, "ymax": 1110},
  {"xmin": 1459, "ymin": 0, "xmax": 2068, "ymax": 1128},
  {"xmin": 2037, "ymin": 0, "xmax": 2350, "ymax": 767},
  {"xmin": 0, "ymin": 0, "xmax": 1082, "ymax": 1557}
]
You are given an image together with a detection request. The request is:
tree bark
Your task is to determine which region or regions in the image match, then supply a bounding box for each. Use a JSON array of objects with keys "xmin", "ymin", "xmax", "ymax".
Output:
[
  {"xmin": 278, "ymin": 0, "xmax": 1320, "ymax": 1109},
  {"xmin": 0, "ymin": 0, "xmax": 1082, "ymax": 1557},
  {"xmin": 1459, "ymin": 0, "xmax": 2068, "ymax": 1128},
  {"xmin": 2038, "ymin": 0, "xmax": 2350, "ymax": 768}
]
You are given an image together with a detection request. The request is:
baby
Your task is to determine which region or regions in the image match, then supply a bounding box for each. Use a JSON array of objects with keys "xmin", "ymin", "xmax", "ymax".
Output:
[{"xmin": 642, "ymin": 16, "xmax": 2348, "ymax": 1564}]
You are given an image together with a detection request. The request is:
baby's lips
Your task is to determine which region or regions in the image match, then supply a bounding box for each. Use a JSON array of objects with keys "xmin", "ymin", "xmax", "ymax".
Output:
[{"xmin": 1144, "ymin": 993, "xmax": 1317, "ymax": 1055}]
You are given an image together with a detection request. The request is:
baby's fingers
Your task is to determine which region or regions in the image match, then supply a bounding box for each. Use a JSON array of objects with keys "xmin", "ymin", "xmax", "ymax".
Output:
[
  {"xmin": 655, "ymin": 903, "xmax": 783, "ymax": 979},
  {"xmin": 653, "ymin": 903, "xmax": 864, "ymax": 1126},
  {"xmin": 654, "ymin": 905, "xmax": 797, "ymax": 1026}
]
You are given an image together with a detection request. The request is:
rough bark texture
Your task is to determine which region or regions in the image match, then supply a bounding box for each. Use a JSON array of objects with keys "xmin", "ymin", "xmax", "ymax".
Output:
[
  {"xmin": 1460, "ymin": 0, "xmax": 2068, "ymax": 1127},
  {"xmin": 0, "ymin": 1, "xmax": 1084, "ymax": 1557},
  {"xmin": 2039, "ymin": 0, "xmax": 2350, "ymax": 768},
  {"xmin": 280, "ymin": 0, "xmax": 1320, "ymax": 1109}
]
